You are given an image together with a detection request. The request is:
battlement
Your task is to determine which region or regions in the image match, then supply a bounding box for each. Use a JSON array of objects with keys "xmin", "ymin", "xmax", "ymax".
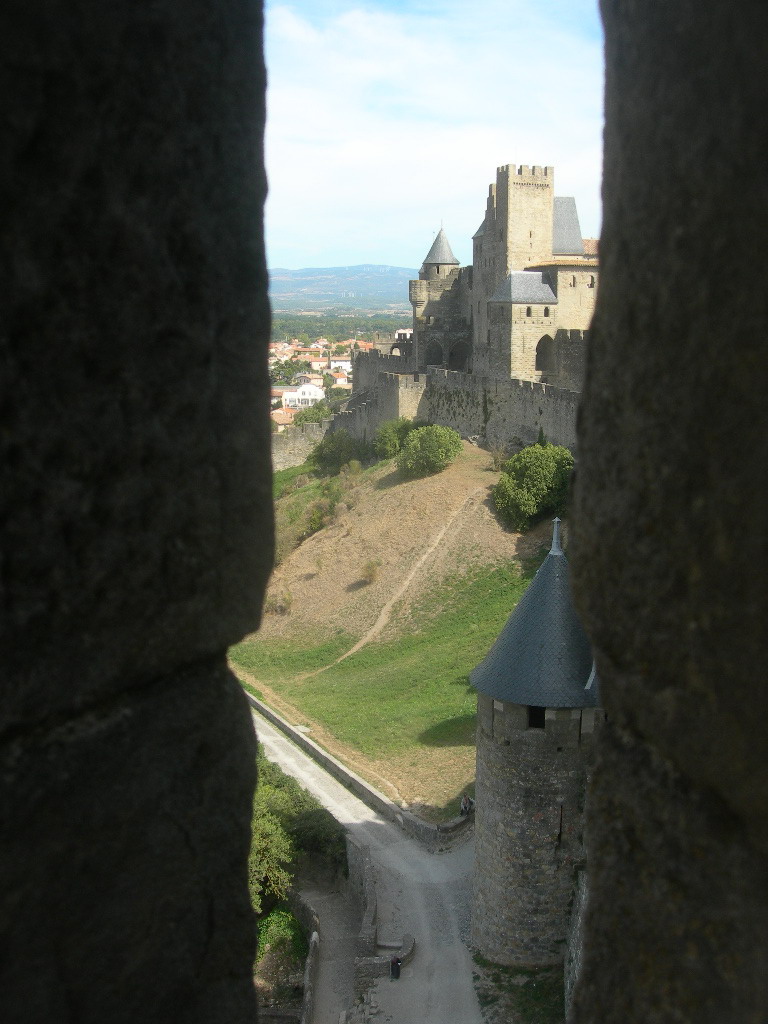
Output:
[{"xmin": 497, "ymin": 163, "xmax": 554, "ymax": 180}]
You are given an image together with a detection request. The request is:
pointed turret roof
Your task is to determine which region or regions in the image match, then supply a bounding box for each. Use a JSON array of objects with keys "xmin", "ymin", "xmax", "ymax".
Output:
[
  {"xmin": 470, "ymin": 519, "xmax": 599, "ymax": 708},
  {"xmin": 422, "ymin": 228, "xmax": 460, "ymax": 266}
]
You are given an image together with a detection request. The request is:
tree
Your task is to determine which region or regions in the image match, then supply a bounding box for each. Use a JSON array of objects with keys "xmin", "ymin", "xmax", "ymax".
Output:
[
  {"xmin": 293, "ymin": 401, "xmax": 332, "ymax": 425},
  {"xmin": 312, "ymin": 428, "xmax": 368, "ymax": 474},
  {"xmin": 493, "ymin": 442, "xmax": 573, "ymax": 530},
  {"xmin": 248, "ymin": 810, "xmax": 293, "ymax": 916},
  {"xmin": 396, "ymin": 425, "xmax": 462, "ymax": 477},
  {"xmin": 270, "ymin": 359, "xmax": 312, "ymax": 385},
  {"xmin": 374, "ymin": 417, "xmax": 415, "ymax": 459}
]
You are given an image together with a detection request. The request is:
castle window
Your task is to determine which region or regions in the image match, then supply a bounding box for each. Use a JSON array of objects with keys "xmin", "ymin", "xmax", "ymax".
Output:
[
  {"xmin": 528, "ymin": 706, "xmax": 546, "ymax": 729},
  {"xmin": 486, "ymin": 329, "xmax": 491, "ymax": 345},
  {"xmin": 572, "ymin": 275, "xmax": 576, "ymax": 287},
  {"xmin": 436, "ymin": 266, "xmax": 440, "ymax": 274},
  {"xmin": 589, "ymin": 275, "xmax": 595, "ymax": 288},
  {"xmin": 526, "ymin": 306, "xmax": 532, "ymax": 318},
  {"xmin": 544, "ymin": 306, "xmax": 550, "ymax": 317}
]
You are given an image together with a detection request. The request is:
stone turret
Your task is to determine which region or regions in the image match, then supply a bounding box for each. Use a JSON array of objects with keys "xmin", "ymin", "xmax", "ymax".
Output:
[
  {"xmin": 470, "ymin": 519, "xmax": 602, "ymax": 966},
  {"xmin": 409, "ymin": 227, "xmax": 467, "ymax": 369}
]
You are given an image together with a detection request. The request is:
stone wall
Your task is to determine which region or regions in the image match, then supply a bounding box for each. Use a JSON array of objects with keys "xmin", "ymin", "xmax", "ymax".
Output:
[
  {"xmin": 2, "ymin": 3, "xmax": 271, "ymax": 1021},
  {"xmin": 346, "ymin": 356, "xmax": 579, "ymax": 449},
  {"xmin": 427, "ymin": 370, "xmax": 579, "ymax": 450},
  {"xmin": 471, "ymin": 696, "xmax": 596, "ymax": 966},
  {"xmin": 271, "ymin": 420, "xmax": 331, "ymax": 471},
  {"xmin": 569, "ymin": 1, "xmax": 768, "ymax": 1020}
]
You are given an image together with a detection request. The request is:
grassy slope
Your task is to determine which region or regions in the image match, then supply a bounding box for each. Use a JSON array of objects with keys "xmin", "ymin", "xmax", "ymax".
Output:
[{"xmin": 232, "ymin": 557, "xmax": 541, "ymax": 817}]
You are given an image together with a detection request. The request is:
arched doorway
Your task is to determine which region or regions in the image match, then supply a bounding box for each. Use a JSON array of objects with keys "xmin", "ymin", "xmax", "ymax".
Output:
[
  {"xmin": 448, "ymin": 342, "xmax": 470, "ymax": 371},
  {"xmin": 535, "ymin": 334, "xmax": 556, "ymax": 376}
]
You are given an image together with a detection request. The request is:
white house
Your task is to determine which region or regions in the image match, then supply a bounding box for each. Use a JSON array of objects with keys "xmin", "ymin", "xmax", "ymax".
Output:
[
  {"xmin": 329, "ymin": 357, "xmax": 352, "ymax": 373},
  {"xmin": 282, "ymin": 382, "xmax": 325, "ymax": 409}
]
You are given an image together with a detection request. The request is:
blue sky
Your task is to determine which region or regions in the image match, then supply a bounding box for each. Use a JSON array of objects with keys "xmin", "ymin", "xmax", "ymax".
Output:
[{"xmin": 264, "ymin": 0, "xmax": 604, "ymax": 269}]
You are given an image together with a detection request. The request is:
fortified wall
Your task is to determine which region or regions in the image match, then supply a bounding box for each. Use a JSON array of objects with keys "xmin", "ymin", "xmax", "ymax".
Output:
[
  {"xmin": 337, "ymin": 355, "xmax": 579, "ymax": 451},
  {"xmin": 271, "ymin": 420, "xmax": 332, "ymax": 471},
  {"xmin": 427, "ymin": 369, "xmax": 579, "ymax": 450}
]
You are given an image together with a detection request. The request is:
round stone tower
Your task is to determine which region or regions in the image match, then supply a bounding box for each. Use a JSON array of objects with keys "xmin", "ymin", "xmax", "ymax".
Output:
[{"xmin": 470, "ymin": 519, "xmax": 602, "ymax": 966}]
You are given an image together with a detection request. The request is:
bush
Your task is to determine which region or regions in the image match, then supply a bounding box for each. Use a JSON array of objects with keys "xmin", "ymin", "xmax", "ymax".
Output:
[
  {"xmin": 312, "ymin": 429, "xmax": 368, "ymax": 474},
  {"xmin": 256, "ymin": 906, "xmax": 308, "ymax": 965},
  {"xmin": 264, "ymin": 590, "xmax": 294, "ymax": 615},
  {"xmin": 373, "ymin": 417, "xmax": 415, "ymax": 459},
  {"xmin": 396, "ymin": 425, "xmax": 463, "ymax": 477},
  {"xmin": 493, "ymin": 442, "xmax": 573, "ymax": 530},
  {"xmin": 255, "ymin": 747, "xmax": 347, "ymax": 876},
  {"xmin": 248, "ymin": 811, "xmax": 294, "ymax": 916},
  {"xmin": 361, "ymin": 558, "xmax": 381, "ymax": 584}
]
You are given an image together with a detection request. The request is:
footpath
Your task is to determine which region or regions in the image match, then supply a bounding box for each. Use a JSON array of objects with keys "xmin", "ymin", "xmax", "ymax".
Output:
[{"xmin": 252, "ymin": 707, "xmax": 483, "ymax": 1024}]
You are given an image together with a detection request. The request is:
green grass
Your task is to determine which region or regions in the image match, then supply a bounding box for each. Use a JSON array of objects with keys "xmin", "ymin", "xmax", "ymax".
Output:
[
  {"xmin": 231, "ymin": 558, "xmax": 541, "ymax": 760},
  {"xmin": 272, "ymin": 461, "xmax": 318, "ymax": 499},
  {"xmin": 473, "ymin": 956, "xmax": 564, "ymax": 1024}
]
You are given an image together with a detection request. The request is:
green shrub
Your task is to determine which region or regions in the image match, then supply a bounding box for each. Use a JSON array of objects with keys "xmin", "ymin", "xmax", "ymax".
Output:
[
  {"xmin": 293, "ymin": 401, "xmax": 332, "ymax": 425},
  {"xmin": 312, "ymin": 429, "xmax": 368, "ymax": 474},
  {"xmin": 493, "ymin": 442, "xmax": 573, "ymax": 530},
  {"xmin": 248, "ymin": 811, "xmax": 294, "ymax": 915},
  {"xmin": 373, "ymin": 417, "xmax": 415, "ymax": 459},
  {"xmin": 255, "ymin": 747, "xmax": 347, "ymax": 876},
  {"xmin": 256, "ymin": 906, "xmax": 308, "ymax": 965},
  {"xmin": 361, "ymin": 558, "xmax": 381, "ymax": 584},
  {"xmin": 396, "ymin": 425, "xmax": 462, "ymax": 477}
]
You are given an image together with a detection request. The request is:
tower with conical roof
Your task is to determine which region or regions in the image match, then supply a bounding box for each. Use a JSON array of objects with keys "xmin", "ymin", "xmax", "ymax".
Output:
[
  {"xmin": 409, "ymin": 228, "xmax": 471, "ymax": 370},
  {"xmin": 470, "ymin": 519, "xmax": 603, "ymax": 966}
]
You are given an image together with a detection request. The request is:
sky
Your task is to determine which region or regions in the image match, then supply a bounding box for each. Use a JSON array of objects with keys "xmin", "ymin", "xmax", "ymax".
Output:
[{"xmin": 264, "ymin": 0, "xmax": 604, "ymax": 269}]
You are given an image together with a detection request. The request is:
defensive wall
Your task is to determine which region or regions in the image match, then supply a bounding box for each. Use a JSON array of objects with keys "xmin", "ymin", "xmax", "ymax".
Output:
[
  {"xmin": 271, "ymin": 420, "xmax": 332, "ymax": 471},
  {"xmin": 337, "ymin": 353, "xmax": 579, "ymax": 450}
]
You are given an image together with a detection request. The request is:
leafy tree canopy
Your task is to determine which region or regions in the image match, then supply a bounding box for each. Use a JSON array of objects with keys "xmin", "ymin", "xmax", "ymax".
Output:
[
  {"xmin": 373, "ymin": 417, "xmax": 416, "ymax": 459},
  {"xmin": 493, "ymin": 442, "xmax": 573, "ymax": 531},
  {"xmin": 293, "ymin": 401, "xmax": 332, "ymax": 426},
  {"xmin": 396, "ymin": 425, "xmax": 462, "ymax": 477},
  {"xmin": 270, "ymin": 359, "xmax": 312, "ymax": 385},
  {"xmin": 312, "ymin": 428, "xmax": 370, "ymax": 474}
]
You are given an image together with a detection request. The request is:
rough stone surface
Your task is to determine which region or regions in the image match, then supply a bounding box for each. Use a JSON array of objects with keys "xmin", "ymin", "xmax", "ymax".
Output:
[
  {"xmin": 2, "ymin": 2, "xmax": 271, "ymax": 1021},
  {"xmin": 471, "ymin": 695, "xmax": 595, "ymax": 966},
  {"xmin": 570, "ymin": 1, "xmax": 768, "ymax": 1019}
]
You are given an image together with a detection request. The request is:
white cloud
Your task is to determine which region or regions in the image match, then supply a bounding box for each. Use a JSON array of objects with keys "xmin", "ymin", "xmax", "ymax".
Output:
[{"xmin": 265, "ymin": 0, "xmax": 604, "ymax": 267}]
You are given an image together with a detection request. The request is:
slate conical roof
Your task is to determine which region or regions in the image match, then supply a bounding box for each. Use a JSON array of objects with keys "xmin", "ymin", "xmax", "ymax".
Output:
[
  {"xmin": 422, "ymin": 228, "xmax": 460, "ymax": 266},
  {"xmin": 470, "ymin": 519, "xmax": 599, "ymax": 708}
]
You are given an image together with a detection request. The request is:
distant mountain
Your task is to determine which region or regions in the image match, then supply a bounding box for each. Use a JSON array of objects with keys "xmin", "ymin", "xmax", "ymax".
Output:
[{"xmin": 269, "ymin": 265, "xmax": 417, "ymax": 311}]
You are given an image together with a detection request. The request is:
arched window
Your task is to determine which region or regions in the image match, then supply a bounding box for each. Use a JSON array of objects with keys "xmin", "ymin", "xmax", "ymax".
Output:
[
  {"xmin": 526, "ymin": 306, "xmax": 532, "ymax": 318},
  {"xmin": 544, "ymin": 306, "xmax": 550, "ymax": 317},
  {"xmin": 589, "ymin": 275, "xmax": 595, "ymax": 288}
]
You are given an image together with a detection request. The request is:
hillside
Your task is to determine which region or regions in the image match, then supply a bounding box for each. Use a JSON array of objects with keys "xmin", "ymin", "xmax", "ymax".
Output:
[
  {"xmin": 269, "ymin": 264, "xmax": 416, "ymax": 311},
  {"xmin": 232, "ymin": 443, "xmax": 553, "ymax": 818}
]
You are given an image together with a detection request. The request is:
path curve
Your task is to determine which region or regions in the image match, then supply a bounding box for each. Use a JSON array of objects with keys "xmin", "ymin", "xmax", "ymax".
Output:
[
  {"xmin": 253, "ymin": 708, "xmax": 482, "ymax": 1024},
  {"xmin": 300, "ymin": 486, "xmax": 485, "ymax": 679}
]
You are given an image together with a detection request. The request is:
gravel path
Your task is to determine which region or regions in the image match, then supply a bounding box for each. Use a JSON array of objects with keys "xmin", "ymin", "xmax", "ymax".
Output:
[{"xmin": 253, "ymin": 709, "xmax": 482, "ymax": 1024}]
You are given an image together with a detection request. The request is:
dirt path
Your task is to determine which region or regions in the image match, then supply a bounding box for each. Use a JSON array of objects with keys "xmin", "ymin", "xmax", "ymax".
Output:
[
  {"xmin": 299, "ymin": 486, "xmax": 485, "ymax": 678},
  {"xmin": 253, "ymin": 708, "xmax": 482, "ymax": 1024}
]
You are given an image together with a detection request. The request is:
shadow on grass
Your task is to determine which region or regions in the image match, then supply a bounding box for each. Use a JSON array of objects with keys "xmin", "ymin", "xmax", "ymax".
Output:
[
  {"xmin": 418, "ymin": 713, "xmax": 476, "ymax": 747},
  {"xmin": 374, "ymin": 468, "xmax": 402, "ymax": 490},
  {"xmin": 345, "ymin": 579, "xmax": 369, "ymax": 592},
  {"xmin": 416, "ymin": 779, "xmax": 477, "ymax": 823}
]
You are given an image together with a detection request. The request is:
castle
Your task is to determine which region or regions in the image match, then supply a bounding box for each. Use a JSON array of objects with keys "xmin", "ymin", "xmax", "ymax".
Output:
[{"xmin": 338, "ymin": 164, "xmax": 598, "ymax": 451}]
